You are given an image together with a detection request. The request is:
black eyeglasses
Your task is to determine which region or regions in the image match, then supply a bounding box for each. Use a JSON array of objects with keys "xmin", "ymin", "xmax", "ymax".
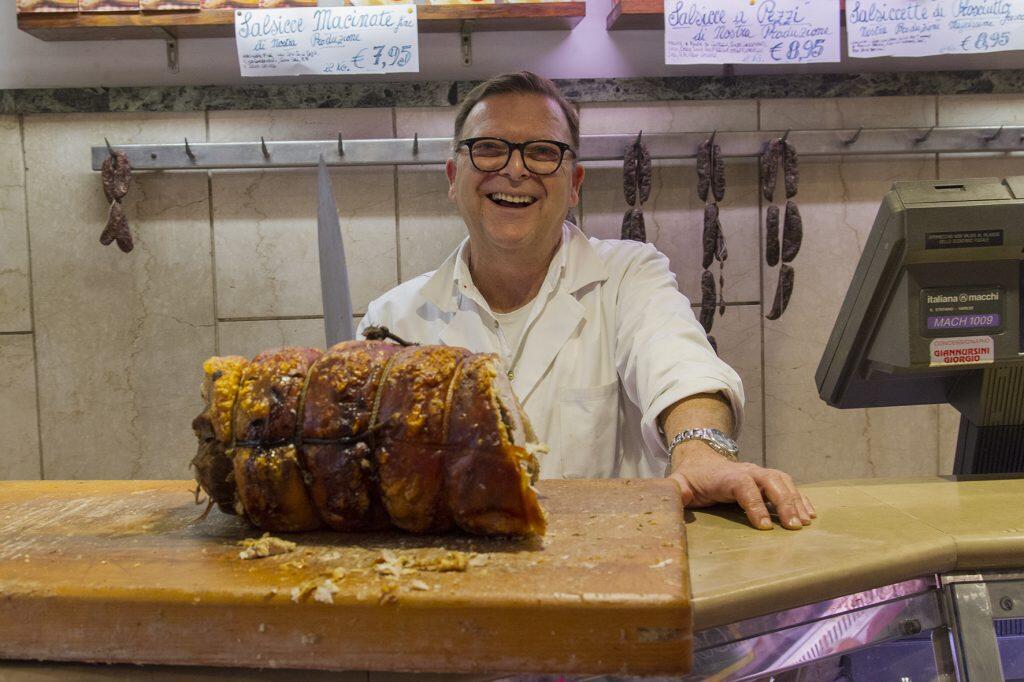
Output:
[{"xmin": 456, "ymin": 137, "xmax": 576, "ymax": 175}]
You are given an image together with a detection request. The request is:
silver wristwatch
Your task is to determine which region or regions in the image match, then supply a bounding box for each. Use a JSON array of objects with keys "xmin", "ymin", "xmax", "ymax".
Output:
[{"xmin": 668, "ymin": 428, "xmax": 739, "ymax": 461}]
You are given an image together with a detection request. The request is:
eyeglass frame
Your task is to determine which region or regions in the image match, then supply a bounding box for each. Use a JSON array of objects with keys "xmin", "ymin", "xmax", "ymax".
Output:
[{"xmin": 455, "ymin": 136, "xmax": 577, "ymax": 176}]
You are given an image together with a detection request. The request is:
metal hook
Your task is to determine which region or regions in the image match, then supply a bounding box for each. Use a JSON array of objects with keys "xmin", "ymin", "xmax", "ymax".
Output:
[
  {"xmin": 104, "ymin": 137, "xmax": 118, "ymax": 167},
  {"xmin": 413, "ymin": 132, "xmax": 419, "ymax": 155},
  {"xmin": 337, "ymin": 132, "xmax": 344, "ymax": 157},
  {"xmin": 982, "ymin": 125, "xmax": 1004, "ymax": 143},
  {"xmin": 913, "ymin": 126, "xmax": 936, "ymax": 145},
  {"xmin": 634, "ymin": 130, "xmax": 643, "ymax": 147},
  {"xmin": 260, "ymin": 136, "xmax": 270, "ymax": 159},
  {"xmin": 842, "ymin": 127, "xmax": 863, "ymax": 146},
  {"xmin": 708, "ymin": 129, "xmax": 717, "ymax": 145},
  {"xmin": 184, "ymin": 137, "xmax": 196, "ymax": 162}
]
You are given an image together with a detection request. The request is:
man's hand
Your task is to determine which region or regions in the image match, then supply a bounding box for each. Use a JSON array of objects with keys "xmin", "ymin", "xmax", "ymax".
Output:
[
  {"xmin": 660, "ymin": 392, "xmax": 815, "ymax": 531},
  {"xmin": 668, "ymin": 444, "xmax": 816, "ymax": 530}
]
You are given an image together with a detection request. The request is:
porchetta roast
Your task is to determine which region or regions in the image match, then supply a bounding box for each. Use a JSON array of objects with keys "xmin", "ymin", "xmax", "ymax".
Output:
[{"xmin": 190, "ymin": 339, "xmax": 547, "ymax": 536}]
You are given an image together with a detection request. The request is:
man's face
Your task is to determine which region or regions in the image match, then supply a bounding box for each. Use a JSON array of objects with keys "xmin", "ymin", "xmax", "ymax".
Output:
[{"xmin": 445, "ymin": 92, "xmax": 584, "ymax": 255}]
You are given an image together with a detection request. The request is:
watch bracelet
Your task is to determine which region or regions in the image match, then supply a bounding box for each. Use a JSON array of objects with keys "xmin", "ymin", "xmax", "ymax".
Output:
[{"xmin": 667, "ymin": 429, "xmax": 739, "ymax": 462}]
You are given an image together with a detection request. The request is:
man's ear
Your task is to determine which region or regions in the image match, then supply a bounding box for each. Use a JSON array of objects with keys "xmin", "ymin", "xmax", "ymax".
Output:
[
  {"xmin": 445, "ymin": 159, "xmax": 457, "ymax": 201},
  {"xmin": 569, "ymin": 163, "xmax": 585, "ymax": 207}
]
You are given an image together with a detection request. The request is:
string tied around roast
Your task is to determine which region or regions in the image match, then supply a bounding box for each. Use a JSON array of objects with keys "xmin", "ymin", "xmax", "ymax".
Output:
[{"xmin": 362, "ymin": 325, "xmax": 417, "ymax": 346}]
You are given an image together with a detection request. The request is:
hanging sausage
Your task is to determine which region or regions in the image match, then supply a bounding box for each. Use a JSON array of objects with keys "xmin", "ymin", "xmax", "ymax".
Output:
[
  {"xmin": 621, "ymin": 131, "xmax": 651, "ymax": 242},
  {"xmin": 99, "ymin": 150, "xmax": 134, "ymax": 253},
  {"xmin": 760, "ymin": 136, "xmax": 802, "ymax": 320}
]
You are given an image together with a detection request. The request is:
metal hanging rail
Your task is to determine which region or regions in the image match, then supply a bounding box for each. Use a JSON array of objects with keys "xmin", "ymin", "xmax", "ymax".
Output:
[{"xmin": 91, "ymin": 126, "xmax": 1024, "ymax": 171}]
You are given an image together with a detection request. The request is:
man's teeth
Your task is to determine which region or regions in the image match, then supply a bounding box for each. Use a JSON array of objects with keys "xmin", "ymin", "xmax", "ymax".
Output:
[{"xmin": 489, "ymin": 193, "xmax": 536, "ymax": 205}]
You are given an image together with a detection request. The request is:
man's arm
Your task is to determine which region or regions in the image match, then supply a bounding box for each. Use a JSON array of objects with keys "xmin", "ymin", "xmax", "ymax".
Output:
[{"xmin": 661, "ymin": 393, "xmax": 816, "ymax": 531}]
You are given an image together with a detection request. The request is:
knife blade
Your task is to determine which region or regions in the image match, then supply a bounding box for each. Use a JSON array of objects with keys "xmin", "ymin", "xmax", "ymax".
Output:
[{"xmin": 316, "ymin": 155, "xmax": 356, "ymax": 347}]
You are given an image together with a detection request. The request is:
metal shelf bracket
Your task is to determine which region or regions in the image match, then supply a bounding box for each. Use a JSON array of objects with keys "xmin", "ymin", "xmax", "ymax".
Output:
[
  {"xmin": 460, "ymin": 21, "xmax": 472, "ymax": 66},
  {"xmin": 156, "ymin": 27, "xmax": 179, "ymax": 74}
]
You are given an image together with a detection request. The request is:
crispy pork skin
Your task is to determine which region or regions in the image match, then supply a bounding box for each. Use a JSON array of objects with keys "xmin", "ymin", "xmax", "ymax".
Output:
[{"xmin": 191, "ymin": 341, "xmax": 546, "ymax": 536}]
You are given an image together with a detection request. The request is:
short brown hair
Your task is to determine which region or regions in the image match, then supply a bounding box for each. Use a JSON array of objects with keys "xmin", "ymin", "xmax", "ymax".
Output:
[{"xmin": 453, "ymin": 71, "xmax": 580, "ymax": 152}]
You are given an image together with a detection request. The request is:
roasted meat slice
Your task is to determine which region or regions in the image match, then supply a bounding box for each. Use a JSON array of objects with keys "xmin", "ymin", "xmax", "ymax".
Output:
[
  {"xmin": 191, "ymin": 341, "xmax": 547, "ymax": 537},
  {"xmin": 191, "ymin": 355, "xmax": 247, "ymax": 514}
]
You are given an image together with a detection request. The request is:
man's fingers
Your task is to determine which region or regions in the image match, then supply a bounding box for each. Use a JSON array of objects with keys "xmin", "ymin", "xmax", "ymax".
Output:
[
  {"xmin": 775, "ymin": 471, "xmax": 813, "ymax": 524},
  {"xmin": 760, "ymin": 475, "xmax": 806, "ymax": 530},
  {"xmin": 667, "ymin": 471, "xmax": 695, "ymax": 507},
  {"xmin": 733, "ymin": 479, "xmax": 772, "ymax": 531},
  {"xmin": 802, "ymin": 492, "xmax": 817, "ymax": 518}
]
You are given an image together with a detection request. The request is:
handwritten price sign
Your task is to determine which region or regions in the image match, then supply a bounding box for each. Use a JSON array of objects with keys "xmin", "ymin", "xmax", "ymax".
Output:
[
  {"xmin": 664, "ymin": 0, "xmax": 841, "ymax": 65},
  {"xmin": 235, "ymin": 6, "xmax": 419, "ymax": 77},
  {"xmin": 847, "ymin": 0, "xmax": 1024, "ymax": 57}
]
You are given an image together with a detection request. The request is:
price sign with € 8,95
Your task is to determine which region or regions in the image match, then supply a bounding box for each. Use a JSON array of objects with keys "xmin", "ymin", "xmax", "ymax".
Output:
[
  {"xmin": 664, "ymin": 0, "xmax": 841, "ymax": 65},
  {"xmin": 846, "ymin": 0, "xmax": 1024, "ymax": 58},
  {"xmin": 235, "ymin": 6, "xmax": 419, "ymax": 77}
]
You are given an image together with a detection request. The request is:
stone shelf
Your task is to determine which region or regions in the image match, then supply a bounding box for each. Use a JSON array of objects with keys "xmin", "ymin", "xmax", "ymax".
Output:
[
  {"xmin": 19, "ymin": 3, "xmax": 586, "ymax": 40},
  {"xmin": 608, "ymin": 0, "xmax": 845, "ymax": 31}
]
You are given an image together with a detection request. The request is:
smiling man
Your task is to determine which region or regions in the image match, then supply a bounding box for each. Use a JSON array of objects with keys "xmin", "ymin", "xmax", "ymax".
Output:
[{"xmin": 357, "ymin": 71, "xmax": 815, "ymax": 531}]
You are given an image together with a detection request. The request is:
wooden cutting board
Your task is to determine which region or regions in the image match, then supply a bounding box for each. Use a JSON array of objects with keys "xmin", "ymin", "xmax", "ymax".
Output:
[{"xmin": 0, "ymin": 479, "xmax": 689, "ymax": 676}]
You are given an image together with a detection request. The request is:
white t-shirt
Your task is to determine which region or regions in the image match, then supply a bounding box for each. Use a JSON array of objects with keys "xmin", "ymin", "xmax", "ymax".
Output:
[
  {"xmin": 493, "ymin": 302, "xmax": 534, "ymax": 372},
  {"xmin": 357, "ymin": 222, "xmax": 744, "ymax": 480}
]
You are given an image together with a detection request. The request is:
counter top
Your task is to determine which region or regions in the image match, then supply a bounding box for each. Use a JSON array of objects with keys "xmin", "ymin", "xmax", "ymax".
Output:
[
  {"xmin": 687, "ymin": 476, "xmax": 1024, "ymax": 629},
  {"xmin": 3, "ymin": 475, "xmax": 1023, "ymax": 675},
  {"xmin": 0, "ymin": 478, "xmax": 689, "ymax": 676}
]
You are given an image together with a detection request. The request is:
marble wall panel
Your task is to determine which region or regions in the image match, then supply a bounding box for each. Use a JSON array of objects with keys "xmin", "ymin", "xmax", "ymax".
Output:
[
  {"xmin": 208, "ymin": 108, "xmax": 394, "ymax": 143},
  {"xmin": 0, "ymin": 334, "xmax": 40, "ymax": 479},
  {"xmin": 217, "ymin": 317, "xmax": 358, "ymax": 359},
  {"xmin": 694, "ymin": 304, "xmax": 764, "ymax": 466},
  {"xmin": 763, "ymin": 155, "xmax": 940, "ymax": 482},
  {"xmin": 212, "ymin": 167, "xmax": 397, "ymax": 318},
  {"xmin": 581, "ymin": 159, "xmax": 761, "ymax": 305},
  {"xmin": 939, "ymin": 404, "xmax": 960, "ymax": 476},
  {"xmin": 210, "ymin": 109, "xmax": 397, "ymax": 319},
  {"xmin": 579, "ymin": 101, "xmax": 758, "ymax": 135},
  {"xmin": 395, "ymin": 106, "xmax": 458, "ymax": 138},
  {"xmin": 395, "ymin": 165, "xmax": 465, "ymax": 283},
  {"xmin": 24, "ymin": 112, "xmax": 215, "ymax": 480},
  {"xmin": 937, "ymin": 152, "xmax": 1024, "ymax": 183},
  {"xmin": 938, "ymin": 94, "xmax": 1024, "ymax": 126},
  {"xmin": 0, "ymin": 116, "xmax": 31, "ymax": 333},
  {"xmin": 759, "ymin": 96, "xmax": 936, "ymax": 130},
  {"xmin": 394, "ymin": 107, "xmax": 463, "ymax": 283}
]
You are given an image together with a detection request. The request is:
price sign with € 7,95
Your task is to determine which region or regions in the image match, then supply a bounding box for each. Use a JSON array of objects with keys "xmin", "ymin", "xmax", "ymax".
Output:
[{"xmin": 235, "ymin": 6, "xmax": 419, "ymax": 77}]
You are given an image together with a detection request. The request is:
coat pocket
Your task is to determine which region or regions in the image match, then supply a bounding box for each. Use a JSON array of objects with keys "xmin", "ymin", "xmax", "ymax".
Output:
[{"xmin": 558, "ymin": 381, "xmax": 619, "ymax": 479}]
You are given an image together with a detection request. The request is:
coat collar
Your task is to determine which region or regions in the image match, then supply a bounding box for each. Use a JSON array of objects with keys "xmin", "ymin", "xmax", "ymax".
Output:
[
  {"xmin": 419, "ymin": 222, "xmax": 609, "ymax": 315},
  {"xmin": 422, "ymin": 222, "xmax": 609, "ymax": 403}
]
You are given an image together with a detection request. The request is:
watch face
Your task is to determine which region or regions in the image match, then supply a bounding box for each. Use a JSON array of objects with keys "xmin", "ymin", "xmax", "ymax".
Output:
[{"xmin": 711, "ymin": 431, "xmax": 738, "ymax": 454}]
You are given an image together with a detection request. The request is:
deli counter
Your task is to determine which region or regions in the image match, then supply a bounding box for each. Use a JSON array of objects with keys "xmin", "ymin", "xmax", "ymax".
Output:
[{"xmin": 2, "ymin": 475, "xmax": 1024, "ymax": 680}]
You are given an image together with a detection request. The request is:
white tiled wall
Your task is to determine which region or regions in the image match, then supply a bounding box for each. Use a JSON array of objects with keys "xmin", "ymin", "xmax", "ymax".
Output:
[
  {"xmin": 2, "ymin": 93, "xmax": 1022, "ymax": 481},
  {"xmin": 23, "ymin": 113, "xmax": 215, "ymax": 480},
  {"xmin": 0, "ymin": 116, "xmax": 30, "ymax": 334}
]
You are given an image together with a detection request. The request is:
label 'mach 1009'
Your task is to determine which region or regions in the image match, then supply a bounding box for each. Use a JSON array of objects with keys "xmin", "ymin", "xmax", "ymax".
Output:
[{"xmin": 920, "ymin": 286, "xmax": 1004, "ymax": 338}]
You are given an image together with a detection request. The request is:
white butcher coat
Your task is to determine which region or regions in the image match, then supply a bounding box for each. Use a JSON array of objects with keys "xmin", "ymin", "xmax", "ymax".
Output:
[{"xmin": 356, "ymin": 222, "xmax": 744, "ymax": 480}]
